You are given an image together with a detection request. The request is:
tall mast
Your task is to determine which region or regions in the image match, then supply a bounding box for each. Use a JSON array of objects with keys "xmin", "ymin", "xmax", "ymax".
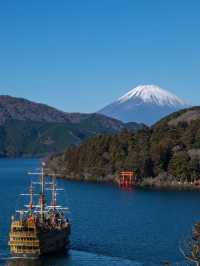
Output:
[
  {"xmin": 46, "ymin": 173, "xmax": 68, "ymax": 212},
  {"xmin": 29, "ymin": 183, "xmax": 34, "ymax": 212},
  {"xmin": 20, "ymin": 182, "xmax": 39, "ymax": 215},
  {"xmin": 51, "ymin": 176, "xmax": 57, "ymax": 211},
  {"xmin": 40, "ymin": 163, "xmax": 46, "ymax": 222}
]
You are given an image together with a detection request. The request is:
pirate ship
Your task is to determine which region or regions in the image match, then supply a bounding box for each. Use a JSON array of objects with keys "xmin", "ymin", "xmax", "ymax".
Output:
[{"xmin": 8, "ymin": 163, "xmax": 71, "ymax": 258}]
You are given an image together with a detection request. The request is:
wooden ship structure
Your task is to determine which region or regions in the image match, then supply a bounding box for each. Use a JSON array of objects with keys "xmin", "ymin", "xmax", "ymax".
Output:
[{"xmin": 8, "ymin": 164, "xmax": 71, "ymax": 258}]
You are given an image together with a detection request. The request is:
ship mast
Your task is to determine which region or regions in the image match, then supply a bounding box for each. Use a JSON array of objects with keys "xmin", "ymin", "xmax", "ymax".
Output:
[
  {"xmin": 28, "ymin": 165, "xmax": 68, "ymax": 217},
  {"xmin": 19, "ymin": 182, "xmax": 40, "ymax": 216},
  {"xmin": 40, "ymin": 163, "xmax": 45, "ymax": 222},
  {"xmin": 46, "ymin": 174, "xmax": 68, "ymax": 212},
  {"xmin": 29, "ymin": 183, "xmax": 34, "ymax": 212},
  {"xmin": 28, "ymin": 162, "xmax": 47, "ymax": 222},
  {"xmin": 51, "ymin": 176, "xmax": 57, "ymax": 211}
]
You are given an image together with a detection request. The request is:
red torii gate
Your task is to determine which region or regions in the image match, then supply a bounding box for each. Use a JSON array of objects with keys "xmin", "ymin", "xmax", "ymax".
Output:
[{"xmin": 118, "ymin": 171, "xmax": 135, "ymax": 188}]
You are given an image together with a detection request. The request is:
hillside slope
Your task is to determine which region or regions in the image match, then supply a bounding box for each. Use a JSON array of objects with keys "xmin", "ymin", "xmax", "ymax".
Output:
[
  {"xmin": 0, "ymin": 96, "xmax": 144, "ymax": 157},
  {"xmin": 0, "ymin": 95, "xmax": 123, "ymax": 125},
  {"xmin": 48, "ymin": 107, "xmax": 200, "ymax": 183}
]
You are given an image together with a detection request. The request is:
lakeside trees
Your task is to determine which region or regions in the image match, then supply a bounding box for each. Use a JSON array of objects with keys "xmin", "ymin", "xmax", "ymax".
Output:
[{"xmin": 48, "ymin": 113, "xmax": 200, "ymax": 184}]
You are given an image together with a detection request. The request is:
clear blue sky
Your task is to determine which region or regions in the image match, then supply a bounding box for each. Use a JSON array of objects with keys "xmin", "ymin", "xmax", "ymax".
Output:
[{"xmin": 0, "ymin": 0, "xmax": 200, "ymax": 112}]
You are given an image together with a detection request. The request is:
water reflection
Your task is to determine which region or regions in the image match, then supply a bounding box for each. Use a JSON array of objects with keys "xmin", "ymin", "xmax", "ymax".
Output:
[
  {"xmin": 4, "ymin": 251, "xmax": 141, "ymax": 266},
  {"xmin": 5, "ymin": 254, "xmax": 70, "ymax": 266},
  {"xmin": 5, "ymin": 259, "xmax": 42, "ymax": 266}
]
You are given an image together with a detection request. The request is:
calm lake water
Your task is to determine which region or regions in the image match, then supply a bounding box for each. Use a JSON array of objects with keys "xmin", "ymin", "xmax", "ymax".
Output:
[{"xmin": 0, "ymin": 159, "xmax": 199, "ymax": 266}]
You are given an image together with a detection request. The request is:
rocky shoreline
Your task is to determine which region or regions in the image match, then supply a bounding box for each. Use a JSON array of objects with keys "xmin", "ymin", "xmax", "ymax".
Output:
[
  {"xmin": 56, "ymin": 172, "xmax": 200, "ymax": 191},
  {"xmin": 138, "ymin": 178, "xmax": 200, "ymax": 191}
]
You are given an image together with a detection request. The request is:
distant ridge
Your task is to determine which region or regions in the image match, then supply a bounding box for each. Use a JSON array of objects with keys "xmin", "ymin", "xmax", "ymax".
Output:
[
  {"xmin": 0, "ymin": 95, "xmax": 144, "ymax": 157},
  {"xmin": 99, "ymin": 85, "xmax": 190, "ymax": 125},
  {"xmin": 0, "ymin": 95, "xmax": 128, "ymax": 128},
  {"xmin": 0, "ymin": 95, "xmax": 114, "ymax": 124}
]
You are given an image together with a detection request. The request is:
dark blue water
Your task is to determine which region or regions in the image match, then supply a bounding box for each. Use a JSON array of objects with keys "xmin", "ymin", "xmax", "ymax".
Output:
[{"xmin": 0, "ymin": 159, "xmax": 198, "ymax": 266}]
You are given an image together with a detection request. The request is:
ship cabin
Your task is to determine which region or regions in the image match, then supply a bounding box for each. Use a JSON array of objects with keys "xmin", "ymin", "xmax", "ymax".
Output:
[{"xmin": 9, "ymin": 219, "xmax": 40, "ymax": 257}]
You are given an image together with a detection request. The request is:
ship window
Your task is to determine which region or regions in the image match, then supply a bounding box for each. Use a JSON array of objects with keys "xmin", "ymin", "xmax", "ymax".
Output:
[{"xmin": 13, "ymin": 228, "xmax": 23, "ymax": 232}]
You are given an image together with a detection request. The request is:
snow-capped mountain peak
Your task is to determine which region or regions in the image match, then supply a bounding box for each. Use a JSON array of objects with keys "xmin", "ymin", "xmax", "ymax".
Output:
[
  {"xmin": 99, "ymin": 84, "xmax": 191, "ymax": 125},
  {"xmin": 118, "ymin": 85, "xmax": 188, "ymax": 107}
]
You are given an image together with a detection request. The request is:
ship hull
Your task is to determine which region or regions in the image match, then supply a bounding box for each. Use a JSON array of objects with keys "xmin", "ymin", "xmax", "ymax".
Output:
[
  {"xmin": 9, "ymin": 221, "xmax": 71, "ymax": 258},
  {"xmin": 39, "ymin": 228, "xmax": 70, "ymax": 256},
  {"xmin": 11, "ymin": 235, "xmax": 70, "ymax": 258}
]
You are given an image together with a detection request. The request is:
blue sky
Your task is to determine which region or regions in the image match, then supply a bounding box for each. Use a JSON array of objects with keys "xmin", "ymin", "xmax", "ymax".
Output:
[{"xmin": 0, "ymin": 0, "xmax": 200, "ymax": 112}]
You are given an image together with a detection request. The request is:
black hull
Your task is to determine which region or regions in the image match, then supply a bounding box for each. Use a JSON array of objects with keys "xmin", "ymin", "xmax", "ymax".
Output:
[{"xmin": 39, "ymin": 228, "xmax": 70, "ymax": 256}]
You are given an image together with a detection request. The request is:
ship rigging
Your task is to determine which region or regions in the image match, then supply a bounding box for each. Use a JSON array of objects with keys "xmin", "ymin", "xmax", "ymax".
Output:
[{"xmin": 9, "ymin": 163, "xmax": 71, "ymax": 258}]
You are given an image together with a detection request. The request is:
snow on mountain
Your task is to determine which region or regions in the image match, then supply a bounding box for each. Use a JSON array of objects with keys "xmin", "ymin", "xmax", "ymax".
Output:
[
  {"xmin": 99, "ymin": 85, "xmax": 191, "ymax": 125},
  {"xmin": 118, "ymin": 85, "xmax": 187, "ymax": 106}
]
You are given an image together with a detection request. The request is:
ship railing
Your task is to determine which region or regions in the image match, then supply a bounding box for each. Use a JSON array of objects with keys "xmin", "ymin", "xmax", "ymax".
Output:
[
  {"xmin": 11, "ymin": 221, "xmax": 29, "ymax": 227},
  {"xmin": 9, "ymin": 239, "xmax": 39, "ymax": 244},
  {"xmin": 10, "ymin": 243, "xmax": 39, "ymax": 247},
  {"xmin": 10, "ymin": 247, "xmax": 40, "ymax": 253},
  {"xmin": 11, "ymin": 227, "xmax": 36, "ymax": 231},
  {"xmin": 11, "ymin": 220, "xmax": 37, "ymax": 227},
  {"xmin": 10, "ymin": 232, "xmax": 37, "ymax": 237},
  {"xmin": 9, "ymin": 240, "xmax": 39, "ymax": 247}
]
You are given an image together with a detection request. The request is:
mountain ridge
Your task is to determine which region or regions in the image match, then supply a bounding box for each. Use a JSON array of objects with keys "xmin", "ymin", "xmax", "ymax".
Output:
[
  {"xmin": 0, "ymin": 95, "xmax": 144, "ymax": 157},
  {"xmin": 0, "ymin": 95, "xmax": 118, "ymax": 125},
  {"xmin": 99, "ymin": 85, "xmax": 190, "ymax": 125}
]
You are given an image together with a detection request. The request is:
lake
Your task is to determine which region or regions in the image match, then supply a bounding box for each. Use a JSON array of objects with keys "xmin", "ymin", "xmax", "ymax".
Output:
[{"xmin": 0, "ymin": 159, "xmax": 199, "ymax": 266}]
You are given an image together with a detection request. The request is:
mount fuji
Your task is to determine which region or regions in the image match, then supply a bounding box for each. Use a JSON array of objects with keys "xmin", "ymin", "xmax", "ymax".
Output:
[{"xmin": 99, "ymin": 85, "xmax": 190, "ymax": 125}]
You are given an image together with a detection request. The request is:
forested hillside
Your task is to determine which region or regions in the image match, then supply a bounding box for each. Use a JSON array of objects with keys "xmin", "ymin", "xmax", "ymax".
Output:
[
  {"xmin": 0, "ymin": 96, "xmax": 144, "ymax": 157},
  {"xmin": 47, "ymin": 107, "xmax": 200, "ymax": 185}
]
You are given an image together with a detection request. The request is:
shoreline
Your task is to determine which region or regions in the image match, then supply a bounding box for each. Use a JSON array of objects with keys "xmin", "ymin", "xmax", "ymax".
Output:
[
  {"xmin": 58, "ymin": 175, "xmax": 200, "ymax": 192},
  {"xmin": 138, "ymin": 183, "xmax": 200, "ymax": 192},
  {"xmin": 2, "ymin": 157, "xmax": 199, "ymax": 192}
]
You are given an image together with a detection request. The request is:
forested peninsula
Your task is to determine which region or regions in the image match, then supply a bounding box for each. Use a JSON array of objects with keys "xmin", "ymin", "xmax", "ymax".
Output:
[{"xmin": 47, "ymin": 107, "xmax": 200, "ymax": 189}]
